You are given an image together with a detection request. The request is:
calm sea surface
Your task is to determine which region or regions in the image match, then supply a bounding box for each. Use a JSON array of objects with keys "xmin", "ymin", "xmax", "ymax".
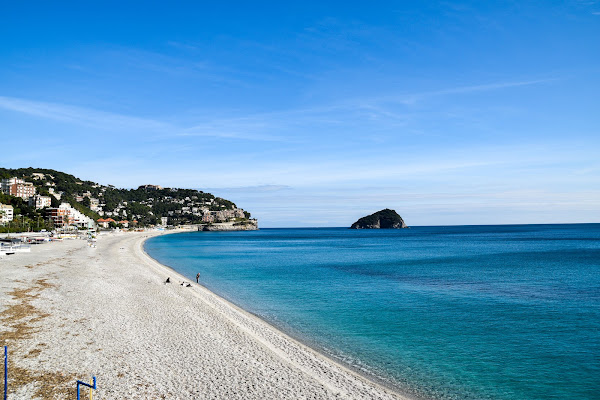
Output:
[{"xmin": 144, "ymin": 224, "xmax": 600, "ymax": 400}]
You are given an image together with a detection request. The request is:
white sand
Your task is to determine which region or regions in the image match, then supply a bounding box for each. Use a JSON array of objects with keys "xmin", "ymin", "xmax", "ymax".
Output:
[{"xmin": 0, "ymin": 231, "xmax": 410, "ymax": 399}]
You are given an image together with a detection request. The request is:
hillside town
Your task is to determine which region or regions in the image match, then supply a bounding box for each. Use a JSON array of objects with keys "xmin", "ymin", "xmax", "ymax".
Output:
[
  {"xmin": 0, "ymin": 169, "xmax": 257, "ymax": 233},
  {"xmin": 1, "ymin": 176, "xmax": 94, "ymax": 230}
]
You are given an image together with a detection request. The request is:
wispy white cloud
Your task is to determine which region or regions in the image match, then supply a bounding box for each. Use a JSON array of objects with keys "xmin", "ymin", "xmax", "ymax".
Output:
[
  {"xmin": 362, "ymin": 78, "xmax": 559, "ymax": 106},
  {"xmin": 0, "ymin": 75, "xmax": 564, "ymax": 149},
  {"xmin": 179, "ymin": 117, "xmax": 285, "ymax": 141},
  {"xmin": 0, "ymin": 95, "xmax": 168, "ymax": 132},
  {"xmin": 0, "ymin": 95, "xmax": 282, "ymax": 141},
  {"xmin": 78, "ymin": 45, "xmax": 253, "ymax": 88},
  {"xmin": 205, "ymin": 185, "xmax": 292, "ymax": 194},
  {"xmin": 424, "ymin": 78, "xmax": 557, "ymax": 96},
  {"xmin": 169, "ymin": 77, "xmax": 556, "ymax": 143}
]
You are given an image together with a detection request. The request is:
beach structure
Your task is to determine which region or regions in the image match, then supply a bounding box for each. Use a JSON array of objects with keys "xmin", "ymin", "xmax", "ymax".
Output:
[
  {"xmin": 0, "ymin": 238, "xmax": 30, "ymax": 254},
  {"xmin": 3, "ymin": 346, "xmax": 7, "ymax": 400},
  {"xmin": 76, "ymin": 376, "xmax": 97, "ymax": 400}
]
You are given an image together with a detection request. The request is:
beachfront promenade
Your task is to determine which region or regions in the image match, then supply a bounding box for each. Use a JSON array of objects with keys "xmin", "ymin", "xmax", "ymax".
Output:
[{"xmin": 0, "ymin": 231, "xmax": 405, "ymax": 399}]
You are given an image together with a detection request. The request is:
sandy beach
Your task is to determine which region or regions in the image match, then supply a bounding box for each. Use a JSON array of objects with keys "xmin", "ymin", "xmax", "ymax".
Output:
[{"xmin": 0, "ymin": 231, "xmax": 408, "ymax": 399}]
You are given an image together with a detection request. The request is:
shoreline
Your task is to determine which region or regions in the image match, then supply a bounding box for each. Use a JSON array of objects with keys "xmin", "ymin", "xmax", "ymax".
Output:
[
  {"xmin": 141, "ymin": 230, "xmax": 421, "ymax": 400},
  {"xmin": 139, "ymin": 231, "xmax": 418, "ymax": 399},
  {"xmin": 1, "ymin": 230, "xmax": 412, "ymax": 399}
]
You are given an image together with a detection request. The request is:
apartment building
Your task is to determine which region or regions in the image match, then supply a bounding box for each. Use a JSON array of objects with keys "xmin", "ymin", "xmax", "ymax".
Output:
[
  {"xmin": 0, "ymin": 204, "xmax": 14, "ymax": 224},
  {"xmin": 28, "ymin": 195, "xmax": 52, "ymax": 209},
  {"xmin": 47, "ymin": 202, "xmax": 95, "ymax": 229},
  {"xmin": 201, "ymin": 214, "xmax": 215, "ymax": 223},
  {"xmin": 1, "ymin": 177, "xmax": 36, "ymax": 200}
]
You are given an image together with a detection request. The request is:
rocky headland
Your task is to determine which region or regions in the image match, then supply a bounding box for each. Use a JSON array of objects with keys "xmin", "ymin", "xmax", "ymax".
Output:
[{"xmin": 199, "ymin": 220, "xmax": 258, "ymax": 231}]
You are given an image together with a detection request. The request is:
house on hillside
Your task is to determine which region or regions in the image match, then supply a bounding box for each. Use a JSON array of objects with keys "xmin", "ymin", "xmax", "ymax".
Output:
[
  {"xmin": 139, "ymin": 184, "xmax": 163, "ymax": 190},
  {"xmin": 96, "ymin": 218, "xmax": 116, "ymax": 228},
  {"xmin": 29, "ymin": 195, "xmax": 52, "ymax": 209},
  {"xmin": 0, "ymin": 204, "xmax": 14, "ymax": 224}
]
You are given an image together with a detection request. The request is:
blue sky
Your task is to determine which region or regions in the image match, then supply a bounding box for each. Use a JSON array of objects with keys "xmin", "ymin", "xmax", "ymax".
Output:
[{"xmin": 1, "ymin": 1, "xmax": 599, "ymax": 227}]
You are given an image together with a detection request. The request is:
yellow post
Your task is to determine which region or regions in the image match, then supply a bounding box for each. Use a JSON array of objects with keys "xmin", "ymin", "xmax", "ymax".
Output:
[{"xmin": 90, "ymin": 376, "xmax": 93, "ymax": 400}]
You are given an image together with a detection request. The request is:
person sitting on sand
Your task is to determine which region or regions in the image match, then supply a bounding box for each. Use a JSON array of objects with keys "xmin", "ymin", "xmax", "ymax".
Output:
[{"xmin": 165, "ymin": 277, "xmax": 171, "ymax": 283}]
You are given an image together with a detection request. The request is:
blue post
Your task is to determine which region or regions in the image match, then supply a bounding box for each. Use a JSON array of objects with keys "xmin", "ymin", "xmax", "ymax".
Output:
[
  {"xmin": 3, "ymin": 346, "xmax": 7, "ymax": 400},
  {"xmin": 76, "ymin": 376, "xmax": 96, "ymax": 400}
]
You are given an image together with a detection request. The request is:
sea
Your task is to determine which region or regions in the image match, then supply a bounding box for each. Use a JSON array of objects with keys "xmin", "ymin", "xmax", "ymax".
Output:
[{"xmin": 144, "ymin": 224, "xmax": 600, "ymax": 400}]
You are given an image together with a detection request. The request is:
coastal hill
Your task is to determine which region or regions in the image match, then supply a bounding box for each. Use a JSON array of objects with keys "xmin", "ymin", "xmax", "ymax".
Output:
[
  {"xmin": 350, "ymin": 209, "xmax": 408, "ymax": 229},
  {"xmin": 0, "ymin": 167, "xmax": 256, "ymax": 231}
]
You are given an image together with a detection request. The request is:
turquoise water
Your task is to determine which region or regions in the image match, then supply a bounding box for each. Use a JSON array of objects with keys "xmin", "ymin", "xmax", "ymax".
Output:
[{"xmin": 145, "ymin": 224, "xmax": 600, "ymax": 400}]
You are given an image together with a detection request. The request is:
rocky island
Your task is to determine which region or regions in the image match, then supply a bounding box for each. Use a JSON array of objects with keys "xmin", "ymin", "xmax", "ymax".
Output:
[{"xmin": 350, "ymin": 209, "xmax": 408, "ymax": 229}]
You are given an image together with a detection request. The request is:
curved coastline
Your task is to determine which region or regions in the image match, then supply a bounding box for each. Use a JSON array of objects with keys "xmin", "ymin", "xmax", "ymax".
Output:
[
  {"xmin": 140, "ymin": 229, "xmax": 417, "ymax": 400},
  {"xmin": 1, "ymin": 228, "xmax": 414, "ymax": 398}
]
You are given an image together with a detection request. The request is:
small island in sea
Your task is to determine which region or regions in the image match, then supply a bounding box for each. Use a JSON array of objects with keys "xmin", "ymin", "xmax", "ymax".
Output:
[{"xmin": 350, "ymin": 209, "xmax": 408, "ymax": 229}]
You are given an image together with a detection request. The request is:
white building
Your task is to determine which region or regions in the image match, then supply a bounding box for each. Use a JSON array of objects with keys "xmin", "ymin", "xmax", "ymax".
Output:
[
  {"xmin": 90, "ymin": 198, "xmax": 102, "ymax": 212},
  {"xmin": 0, "ymin": 204, "xmax": 14, "ymax": 224},
  {"xmin": 29, "ymin": 195, "xmax": 52, "ymax": 209},
  {"xmin": 47, "ymin": 202, "xmax": 95, "ymax": 229},
  {"xmin": 48, "ymin": 188, "xmax": 62, "ymax": 200}
]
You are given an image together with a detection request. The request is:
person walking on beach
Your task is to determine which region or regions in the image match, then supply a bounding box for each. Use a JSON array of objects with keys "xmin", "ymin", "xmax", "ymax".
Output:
[{"xmin": 196, "ymin": 272, "xmax": 200, "ymax": 283}]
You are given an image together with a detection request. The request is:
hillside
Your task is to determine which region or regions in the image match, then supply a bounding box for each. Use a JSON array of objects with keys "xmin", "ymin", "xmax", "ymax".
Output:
[{"xmin": 0, "ymin": 167, "xmax": 255, "ymax": 231}]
